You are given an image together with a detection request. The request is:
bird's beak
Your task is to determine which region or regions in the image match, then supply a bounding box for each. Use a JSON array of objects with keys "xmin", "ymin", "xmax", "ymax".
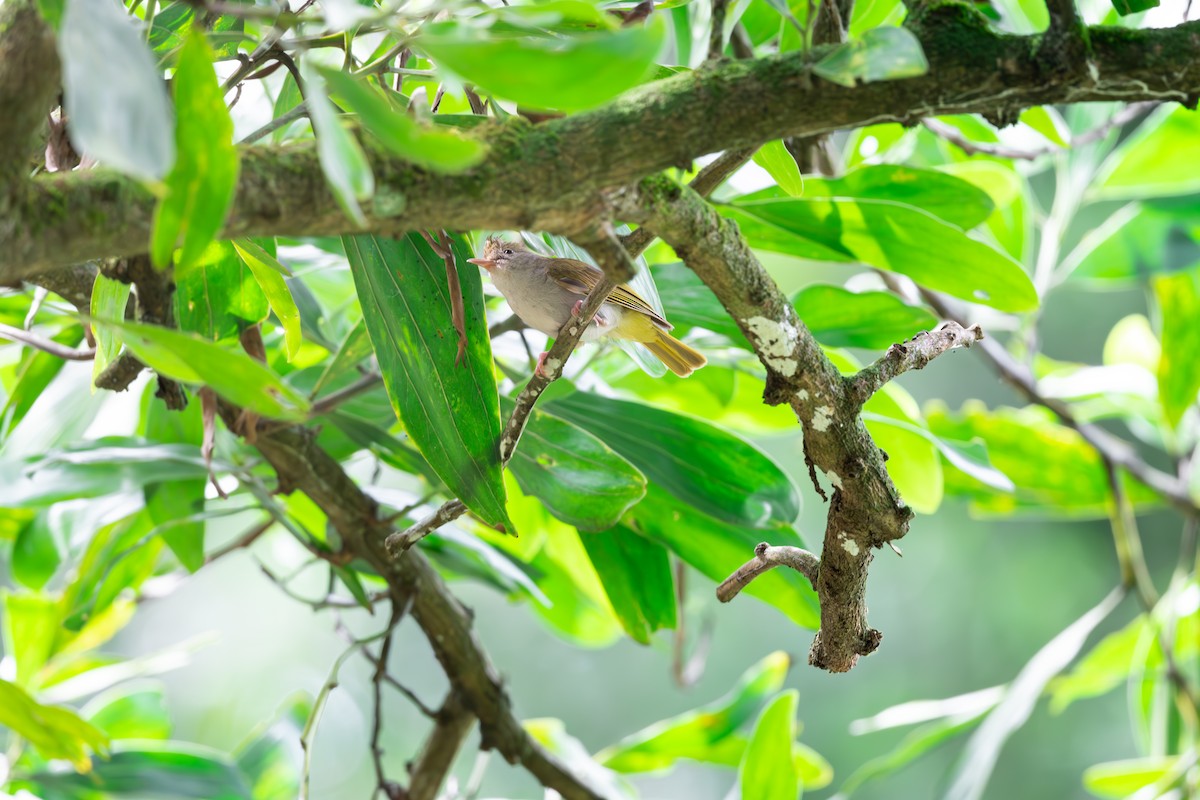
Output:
[{"xmin": 467, "ymin": 258, "xmax": 495, "ymax": 271}]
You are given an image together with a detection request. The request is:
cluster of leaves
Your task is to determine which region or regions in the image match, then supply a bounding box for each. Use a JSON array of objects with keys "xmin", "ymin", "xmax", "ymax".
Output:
[{"xmin": 1, "ymin": 0, "xmax": 1198, "ymax": 795}]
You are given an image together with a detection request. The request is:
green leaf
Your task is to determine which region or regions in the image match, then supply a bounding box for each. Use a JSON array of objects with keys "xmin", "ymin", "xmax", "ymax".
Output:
[
  {"xmin": 839, "ymin": 714, "xmax": 985, "ymax": 797},
  {"xmin": 417, "ymin": 16, "xmax": 666, "ymax": 112},
  {"xmin": 813, "ymin": 27, "xmax": 928, "ymax": 87},
  {"xmin": 1109, "ymin": 0, "xmax": 1158, "ymax": 14},
  {"xmin": 597, "ymin": 651, "xmax": 791, "ymax": 772},
  {"xmin": 12, "ymin": 513, "xmax": 61, "ymax": 590},
  {"xmin": 579, "ymin": 527, "xmax": 675, "ymax": 644},
  {"xmin": 2, "ymin": 590, "xmax": 61, "ymax": 687},
  {"xmin": 627, "ymin": 485, "xmax": 818, "ymax": 628},
  {"xmin": 0, "ymin": 678, "xmax": 109, "ymax": 770},
  {"xmin": 1084, "ymin": 757, "xmax": 1178, "ymax": 797},
  {"xmin": 148, "ymin": 2, "xmax": 245, "ymax": 60},
  {"xmin": 304, "ymin": 65, "xmax": 374, "ymax": 227},
  {"xmin": 651, "ymin": 265, "xmax": 936, "ymax": 351},
  {"xmin": 727, "ymin": 196, "xmax": 1038, "ymax": 312},
  {"xmin": 233, "ymin": 239, "xmax": 303, "ymax": 360},
  {"xmin": 1152, "ymin": 265, "xmax": 1200, "ymax": 429},
  {"xmin": 151, "ymin": 32, "xmax": 239, "ymax": 272},
  {"xmin": 793, "ymin": 285, "xmax": 937, "ymax": 349},
  {"xmin": 317, "ymin": 67, "xmax": 487, "ymax": 173},
  {"xmin": 90, "ymin": 274, "xmax": 132, "ymax": 388},
  {"xmin": 1061, "ymin": 203, "xmax": 1175, "ymax": 284},
  {"xmin": 548, "ymin": 392, "xmax": 799, "ymax": 528},
  {"xmin": 30, "ymin": 741, "xmax": 251, "ymax": 798},
  {"xmin": 59, "ymin": 0, "xmax": 174, "ymax": 180},
  {"xmin": 753, "ymin": 141, "xmax": 804, "ymax": 197},
  {"xmin": 945, "ymin": 589, "xmax": 1124, "ymax": 800},
  {"xmin": 146, "ymin": 480, "xmax": 206, "ymax": 572},
  {"xmin": 926, "ymin": 402, "xmax": 1158, "ymax": 516},
  {"xmin": 101, "ymin": 321, "xmax": 310, "ymax": 421},
  {"xmin": 862, "ymin": 412, "xmax": 1013, "ymax": 492},
  {"xmin": 174, "ymin": 242, "xmax": 269, "ymax": 341},
  {"xmin": 524, "ymin": 719, "xmax": 636, "ymax": 799},
  {"xmin": 235, "ymin": 694, "xmax": 311, "ymax": 800},
  {"xmin": 796, "ymin": 164, "xmax": 995, "ymax": 230},
  {"xmin": 1095, "ymin": 106, "xmax": 1200, "ymax": 199},
  {"xmin": 344, "ymin": 233, "xmax": 513, "ymax": 533},
  {"xmin": 739, "ymin": 690, "xmax": 799, "ymax": 800},
  {"xmin": 502, "ymin": 399, "xmax": 645, "ymax": 531},
  {"xmin": 84, "ymin": 684, "xmax": 172, "ymax": 741},
  {"xmin": 1019, "ymin": 106, "xmax": 1068, "ymax": 147},
  {"xmin": 939, "ymin": 160, "xmax": 1030, "ymax": 263},
  {"xmin": 1048, "ymin": 614, "xmax": 1147, "ymax": 713}
]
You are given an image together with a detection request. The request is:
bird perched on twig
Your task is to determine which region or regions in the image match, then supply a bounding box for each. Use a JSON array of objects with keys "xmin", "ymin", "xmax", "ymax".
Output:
[{"xmin": 468, "ymin": 238, "xmax": 707, "ymax": 377}]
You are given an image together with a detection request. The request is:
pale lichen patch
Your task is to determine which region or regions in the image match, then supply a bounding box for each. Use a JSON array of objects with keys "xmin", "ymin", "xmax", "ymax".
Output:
[
  {"xmin": 812, "ymin": 405, "xmax": 833, "ymax": 432},
  {"xmin": 827, "ymin": 470, "xmax": 843, "ymax": 489},
  {"xmin": 745, "ymin": 315, "xmax": 799, "ymax": 377},
  {"xmin": 796, "ymin": 389, "xmax": 810, "ymax": 402},
  {"xmin": 839, "ymin": 532, "xmax": 860, "ymax": 557}
]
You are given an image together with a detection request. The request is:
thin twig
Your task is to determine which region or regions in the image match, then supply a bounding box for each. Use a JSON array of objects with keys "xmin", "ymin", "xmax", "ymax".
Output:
[
  {"xmin": 300, "ymin": 621, "xmax": 393, "ymax": 800},
  {"xmin": 845, "ymin": 321, "xmax": 984, "ymax": 407},
  {"xmin": 0, "ymin": 321, "xmax": 95, "ymax": 360},
  {"xmin": 917, "ymin": 288, "xmax": 1198, "ymax": 514},
  {"xmin": 240, "ymin": 102, "xmax": 308, "ymax": 145},
  {"xmin": 716, "ymin": 542, "xmax": 820, "ymax": 602},
  {"xmin": 621, "ymin": 147, "xmax": 755, "ymax": 257},
  {"xmin": 385, "ymin": 499, "xmax": 467, "ymax": 556},
  {"xmin": 310, "ymin": 373, "xmax": 383, "ymax": 416},
  {"xmin": 371, "ymin": 602, "xmax": 406, "ymax": 800},
  {"xmin": 923, "ymin": 103, "xmax": 1153, "ymax": 162}
]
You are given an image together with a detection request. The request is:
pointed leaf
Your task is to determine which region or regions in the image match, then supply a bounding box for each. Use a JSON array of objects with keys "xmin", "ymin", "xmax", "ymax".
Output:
[
  {"xmin": 233, "ymin": 240, "xmax": 303, "ymax": 360},
  {"xmin": 417, "ymin": 16, "xmax": 666, "ymax": 112},
  {"xmin": 727, "ymin": 196, "xmax": 1037, "ymax": 311},
  {"xmin": 1152, "ymin": 265, "xmax": 1200, "ymax": 428},
  {"xmin": 90, "ymin": 274, "xmax": 132, "ymax": 388},
  {"xmin": 579, "ymin": 527, "xmax": 674, "ymax": 644},
  {"xmin": 813, "ymin": 27, "xmax": 927, "ymax": 87},
  {"xmin": 738, "ymin": 690, "xmax": 799, "ymax": 800},
  {"xmin": 59, "ymin": 0, "xmax": 175, "ymax": 180},
  {"xmin": 345, "ymin": 233, "xmax": 512, "ymax": 532},
  {"xmin": 100, "ymin": 321, "xmax": 310, "ymax": 421},
  {"xmin": 174, "ymin": 242, "xmax": 269, "ymax": 340},
  {"xmin": 502, "ymin": 399, "xmax": 646, "ymax": 531},
  {"xmin": 305, "ymin": 65, "xmax": 374, "ymax": 226},
  {"xmin": 151, "ymin": 32, "xmax": 239, "ymax": 272},
  {"xmin": 753, "ymin": 140, "xmax": 804, "ymax": 197},
  {"xmin": 598, "ymin": 651, "xmax": 791, "ymax": 772},
  {"xmin": 317, "ymin": 67, "xmax": 487, "ymax": 173},
  {"xmin": 549, "ymin": 392, "xmax": 799, "ymax": 528}
]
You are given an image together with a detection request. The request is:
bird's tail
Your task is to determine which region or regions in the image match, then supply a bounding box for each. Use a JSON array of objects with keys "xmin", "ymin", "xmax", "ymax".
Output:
[{"xmin": 643, "ymin": 331, "xmax": 707, "ymax": 377}]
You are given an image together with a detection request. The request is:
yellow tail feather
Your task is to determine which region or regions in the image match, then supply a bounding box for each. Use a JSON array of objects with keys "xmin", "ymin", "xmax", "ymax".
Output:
[{"xmin": 643, "ymin": 332, "xmax": 707, "ymax": 378}]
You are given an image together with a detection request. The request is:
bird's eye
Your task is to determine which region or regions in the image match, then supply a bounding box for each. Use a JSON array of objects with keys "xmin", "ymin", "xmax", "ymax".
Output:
[{"xmin": 503, "ymin": 249, "xmax": 513, "ymax": 256}]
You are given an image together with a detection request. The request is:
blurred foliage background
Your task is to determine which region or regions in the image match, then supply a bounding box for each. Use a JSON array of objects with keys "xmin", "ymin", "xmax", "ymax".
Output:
[{"xmin": 2, "ymin": 0, "xmax": 1200, "ymax": 794}]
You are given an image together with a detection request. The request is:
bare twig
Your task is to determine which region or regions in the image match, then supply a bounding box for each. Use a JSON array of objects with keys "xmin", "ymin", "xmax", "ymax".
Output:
[
  {"xmin": 709, "ymin": 0, "xmax": 730, "ymax": 59},
  {"xmin": 717, "ymin": 543, "xmax": 820, "ymax": 602},
  {"xmin": 371, "ymin": 602, "xmax": 406, "ymax": 800},
  {"xmin": 310, "ymin": 373, "xmax": 383, "ymax": 416},
  {"xmin": 918, "ymin": 289, "xmax": 1198, "ymax": 514},
  {"xmin": 0, "ymin": 321, "xmax": 95, "ymax": 360},
  {"xmin": 240, "ymin": 102, "xmax": 308, "ymax": 144},
  {"xmin": 922, "ymin": 103, "xmax": 1153, "ymax": 161},
  {"xmin": 845, "ymin": 322, "xmax": 984, "ymax": 407},
  {"xmin": 385, "ymin": 499, "xmax": 468, "ymax": 555},
  {"xmin": 621, "ymin": 147, "xmax": 756, "ymax": 257}
]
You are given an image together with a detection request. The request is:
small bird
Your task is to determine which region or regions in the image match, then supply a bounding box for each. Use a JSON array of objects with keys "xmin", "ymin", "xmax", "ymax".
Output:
[{"xmin": 468, "ymin": 238, "xmax": 707, "ymax": 377}]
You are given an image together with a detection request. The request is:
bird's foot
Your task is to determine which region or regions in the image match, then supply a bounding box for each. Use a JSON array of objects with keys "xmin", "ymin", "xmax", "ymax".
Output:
[
  {"xmin": 571, "ymin": 299, "xmax": 606, "ymax": 327},
  {"xmin": 535, "ymin": 351, "xmax": 549, "ymax": 378}
]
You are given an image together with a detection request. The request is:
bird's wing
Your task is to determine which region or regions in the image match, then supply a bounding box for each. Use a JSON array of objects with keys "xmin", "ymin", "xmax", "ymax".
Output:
[{"xmin": 545, "ymin": 258, "xmax": 671, "ymax": 329}]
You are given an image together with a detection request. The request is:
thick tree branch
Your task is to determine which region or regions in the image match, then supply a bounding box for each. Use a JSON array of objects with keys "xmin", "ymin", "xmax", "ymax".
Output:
[
  {"xmin": 238, "ymin": 423, "xmax": 609, "ymax": 800},
  {"xmin": 0, "ymin": 0, "xmax": 59, "ymax": 184},
  {"xmin": 620, "ymin": 176, "xmax": 911, "ymax": 672},
  {"xmin": 9, "ymin": 9, "xmax": 1200, "ymax": 278},
  {"xmin": 406, "ymin": 691, "xmax": 476, "ymax": 800}
]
